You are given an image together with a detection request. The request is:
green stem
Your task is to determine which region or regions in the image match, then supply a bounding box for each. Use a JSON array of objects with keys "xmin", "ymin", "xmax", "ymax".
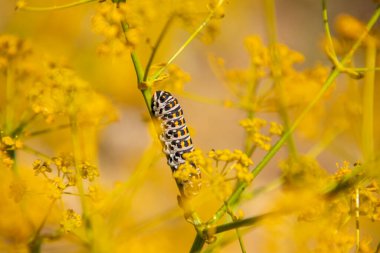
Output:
[
  {"xmin": 18, "ymin": 0, "xmax": 97, "ymax": 11},
  {"xmin": 236, "ymin": 228, "xmax": 246, "ymax": 253},
  {"xmin": 189, "ymin": 234, "xmax": 206, "ymax": 253},
  {"xmin": 28, "ymin": 200, "xmax": 56, "ymax": 253},
  {"xmin": 131, "ymin": 50, "xmax": 152, "ymax": 110},
  {"xmin": 69, "ymin": 116, "xmax": 93, "ymax": 250},
  {"xmin": 355, "ymin": 188, "xmax": 360, "ymax": 253},
  {"xmin": 322, "ymin": 0, "xmax": 337, "ymax": 59},
  {"xmin": 264, "ymin": 0, "xmax": 297, "ymax": 157},
  {"xmin": 26, "ymin": 123, "xmax": 71, "ymax": 137},
  {"xmin": 121, "ymin": 21, "xmax": 152, "ymax": 111},
  {"xmin": 211, "ymin": 213, "xmax": 271, "ymax": 234},
  {"xmin": 151, "ymin": 0, "xmax": 225, "ymax": 81},
  {"xmin": 5, "ymin": 65, "xmax": 14, "ymax": 135},
  {"xmin": 226, "ymin": 208, "xmax": 247, "ymax": 253},
  {"xmin": 130, "ymin": 52, "xmax": 145, "ymax": 84},
  {"xmin": 144, "ymin": 15, "xmax": 175, "ymax": 81},
  {"xmin": 11, "ymin": 113, "xmax": 37, "ymax": 137},
  {"xmin": 354, "ymin": 67, "xmax": 380, "ymax": 71},
  {"xmin": 362, "ymin": 37, "xmax": 375, "ymax": 163},
  {"xmin": 21, "ymin": 145, "xmax": 51, "ymax": 160}
]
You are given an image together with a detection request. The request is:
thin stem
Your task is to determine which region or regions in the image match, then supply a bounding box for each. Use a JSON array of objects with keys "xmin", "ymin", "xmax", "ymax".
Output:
[
  {"xmin": 21, "ymin": 145, "xmax": 51, "ymax": 160},
  {"xmin": 236, "ymin": 228, "xmax": 246, "ymax": 253},
  {"xmin": 181, "ymin": 91, "xmax": 224, "ymax": 106},
  {"xmin": 18, "ymin": 0, "xmax": 97, "ymax": 11},
  {"xmin": 354, "ymin": 67, "xmax": 380, "ymax": 71},
  {"xmin": 69, "ymin": 116, "xmax": 93, "ymax": 250},
  {"xmin": 376, "ymin": 242, "xmax": 380, "ymax": 253},
  {"xmin": 246, "ymin": 143, "xmax": 257, "ymax": 157},
  {"xmin": 120, "ymin": 21, "xmax": 152, "ymax": 111},
  {"xmin": 130, "ymin": 52, "xmax": 145, "ymax": 84},
  {"xmin": 5, "ymin": 65, "xmax": 14, "ymax": 135},
  {"xmin": 151, "ymin": 0, "xmax": 225, "ymax": 81},
  {"xmin": 144, "ymin": 15, "xmax": 175, "ymax": 81},
  {"xmin": 322, "ymin": 0, "xmax": 337, "ymax": 59},
  {"xmin": 189, "ymin": 234, "xmax": 206, "ymax": 253},
  {"xmin": 226, "ymin": 207, "xmax": 247, "ymax": 253},
  {"xmin": 362, "ymin": 37, "xmax": 375, "ymax": 163},
  {"xmin": 28, "ymin": 200, "xmax": 56, "ymax": 253},
  {"xmin": 306, "ymin": 127, "xmax": 344, "ymax": 158},
  {"xmin": 355, "ymin": 188, "xmax": 360, "ymax": 252},
  {"xmin": 106, "ymin": 144, "xmax": 162, "ymax": 230},
  {"xmin": 210, "ymin": 213, "xmax": 271, "ymax": 234},
  {"xmin": 264, "ymin": 0, "xmax": 297, "ymax": 157},
  {"xmin": 120, "ymin": 22, "xmax": 145, "ymax": 84},
  {"xmin": 11, "ymin": 113, "xmax": 38, "ymax": 137},
  {"xmin": 26, "ymin": 123, "xmax": 72, "ymax": 137}
]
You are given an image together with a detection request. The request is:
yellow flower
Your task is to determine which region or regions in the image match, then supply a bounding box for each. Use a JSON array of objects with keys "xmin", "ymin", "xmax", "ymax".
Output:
[
  {"xmin": 15, "ymin": 0, "xmax": 26, "ymax": 9},
  {"xmin": 175, "ymin": 162, "xmax": 202, "ymax": 197},
  {"xmin": 79, "ymin": 161, "xmax": 99, "ymax": 181},
  {"xmin": 234, "ymin": 163, "xmax": 253, "ymax": 183},
  {"xmin": 29, "ymin": 64, "xmax": 117, "ymax": 124},
  {"xmin": 208, "ymin": 149, "xmax": 232, "ymax": 162},
  {"xmin": 0, "ymin": 34, "xmax": 31, "ymax": 66},
  {"xmin": 240, "ymin": 118, "xmax": 273, "ymax": 151},
  {"xmin": 32, "ymin": 159, "xmax": 52, "ymax": 175},
  {"xmin": 269, "ymin": 122, "xmax": 283, "ymax": 136},
  {"xmin": 280, "ymin": 156, "xmax": 327, "ymax": 190},
  {"xmin": 2, "ymin": 136, "xmax": 14, "ymax": 146},
  {"xmin": 60, "ymin": 209, "xmax": 82, "ymax": 233},
  {"xmin": 335, "ymin": 14, "xmax": 366, "ymax": 40},
  {"xmin": 8, "ymin": 179, "xmax": 26, "ymax": 202}
]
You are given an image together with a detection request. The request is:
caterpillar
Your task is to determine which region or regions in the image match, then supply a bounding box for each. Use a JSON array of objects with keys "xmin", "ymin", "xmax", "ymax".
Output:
[{"xmin": 151, "ymin": 90, "xmax": 201, "ymax": 196}]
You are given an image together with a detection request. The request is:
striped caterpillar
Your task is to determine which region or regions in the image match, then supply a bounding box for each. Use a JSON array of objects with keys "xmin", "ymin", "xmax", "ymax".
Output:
[{"xmin": 151, "ymin": 90, "xmax": 201, "ymax": 196}]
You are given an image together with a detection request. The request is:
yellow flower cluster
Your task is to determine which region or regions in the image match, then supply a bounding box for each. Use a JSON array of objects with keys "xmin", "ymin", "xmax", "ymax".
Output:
[
  {"xmin": 333, "ymin": 160, "xmax": 352, "ymax": 180},
  {"xmin": 8, "ymin": 178, "xmax": 27, "ymax": 202},
  {"xmin": 240, "ymin": 118, "xmax": 283, "ymax": 151},
  {"xmin": 92, "ymin": 0, "xmax": 156, "ymax": 55},
  {"xmin": 335, "ymin": 14, "xmax": 366, "ymax": 41},
  {"xmin": 0, "ymin": 34, "xmax": 31, "ymax": 70},
  {"xmin": 208, "ymin": 149, "xmax": 253, "ymax": 183},
  {"xmin": 218, "ymin": 35, "xmax": 330, "ymax": 126},
  {"xmin": 60, "ymin": 209, "xmax": 82, "ymax": 233},
  {"xmin": 357, "ymin": 181, "xmax": 380, "ymax": 221},
  {"xmin": 0, "ymin": 136, "xmax": 23, "ymax": 168},
  {"xmin": 174, "ymin": 148, "xmax": 254, "ymax": 200},
  {"xmin": 279, "ymin": 155, "xmax": 328, "ymax": 190},
  {"xmin": 79, "ymin": 161, "xmax": 100, "ymax": 181},
  {"xmin": 32, "ymin": 155, "xmax": 99, "ymax": 199},
  {"xmin": 91, "ymin": 0, "xmax": 225, "ymax": 56},
  {"xmin": 175, "ymin": 0, "xmax": 225, "ymax": 44},
  {"xmin": 174, "ymin": 150, "xmax": 204, "ymax": 196},
  {"xmin": 333, "ymin": 161, "xmax": 380, "ymax": 222},
  {"xmin": 208, "ymin": 149, "xmax": 253, "ymax": 199},
  {"xmin": 30, "ymin": 64, "xmax": 117, "ymax": 124}
]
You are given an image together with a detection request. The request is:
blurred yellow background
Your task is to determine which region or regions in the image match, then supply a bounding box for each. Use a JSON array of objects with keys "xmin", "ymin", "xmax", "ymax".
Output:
[{"xmin": 0, "ymin": 0, "xmax": 379, "ymax": 252}]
